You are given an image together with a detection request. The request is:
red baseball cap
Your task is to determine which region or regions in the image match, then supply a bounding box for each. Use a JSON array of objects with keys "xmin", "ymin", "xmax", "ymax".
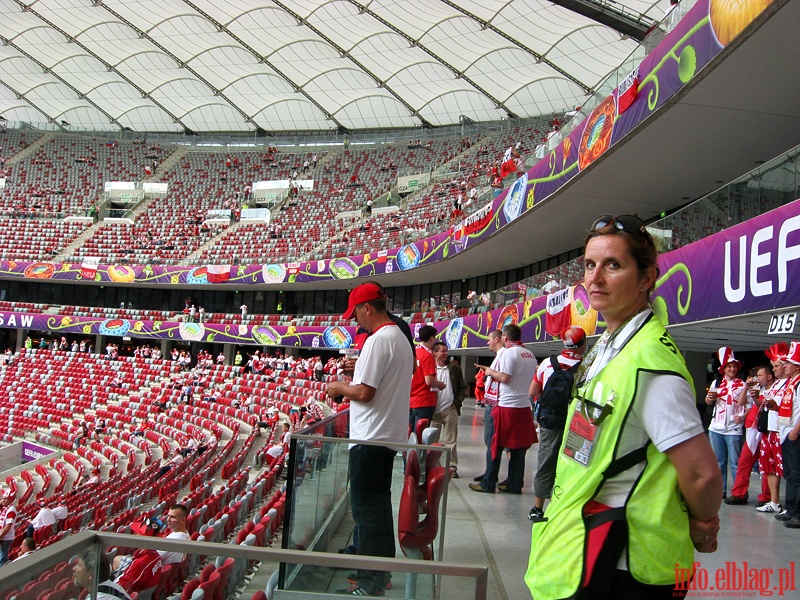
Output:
[
  {"xmin": 563, "ymin": 326, "xmax": 586, "ymax": 348},
  {"xmin": 342, "ymin": 282, "xmax": 383, "ymax": 320},
  {"xmin": 131, "ymin": 517, "xmax": 163, "ymax": 536}
]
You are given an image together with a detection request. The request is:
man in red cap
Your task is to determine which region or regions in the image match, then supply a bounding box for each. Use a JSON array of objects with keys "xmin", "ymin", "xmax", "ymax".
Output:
[
  {"xmin": 326, "ymin": 281, "xmax": 413, "ymax": 596},
  {"xmin": 527, "ymin": 326, "xmax": 587, "ymax": 521},
  {"xmin": 113, "ymin": 517, "xmax": 164, "ymax": 594},
  {"xmin": 348, "ymin": 281, "xmax": 415, "ymax": 360}
]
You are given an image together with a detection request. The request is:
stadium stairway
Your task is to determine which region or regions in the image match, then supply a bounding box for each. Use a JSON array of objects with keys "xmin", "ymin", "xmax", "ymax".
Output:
[
  {"xmin": 186, "ymin": 219, "xmax": 246, "ymax": 264},
  {"xmin": 4, "ymin": 131, "xmax": 57, "ymax": 167},
  {"xmin": 432, "ymin": 131, "xmax": 496, "ymax": 180},
  {"xmin": 53, "ymin": 223, "xmax": 101, "ymax": 262},
  {"xmin": 311, "ymin": 146, "xmax": 342, "ymax": 174},
  {"xmin": 183, "ymin": 184, "xmax": 298, "ymax": 263},
  {"xmin": 147, "ymin": 145, "xmax": 189, "ymax": 180}
]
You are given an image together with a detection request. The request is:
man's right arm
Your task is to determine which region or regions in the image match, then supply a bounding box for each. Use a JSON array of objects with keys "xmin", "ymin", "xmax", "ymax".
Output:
[{"xmin": 326, "ymin": 381, "xmax": 377, "ymax": 404}]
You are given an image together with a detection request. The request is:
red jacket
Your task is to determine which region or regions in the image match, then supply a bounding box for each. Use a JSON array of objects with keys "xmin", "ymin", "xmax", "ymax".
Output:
[{"xmin": 117, "ymin": 549, "xmax": 162, "ymax": 593}]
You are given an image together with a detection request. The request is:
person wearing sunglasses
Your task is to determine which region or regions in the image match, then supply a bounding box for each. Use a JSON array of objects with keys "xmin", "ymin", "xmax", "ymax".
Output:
[{"xmin": 527, "ymin": 215, "xmax": 722, "ymax": 599}]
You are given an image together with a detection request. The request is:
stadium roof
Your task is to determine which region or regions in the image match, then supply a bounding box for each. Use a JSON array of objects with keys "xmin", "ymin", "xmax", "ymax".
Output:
[{"xmin": 0, "ymin": 0, "xmax": 663, "ymax": 133}]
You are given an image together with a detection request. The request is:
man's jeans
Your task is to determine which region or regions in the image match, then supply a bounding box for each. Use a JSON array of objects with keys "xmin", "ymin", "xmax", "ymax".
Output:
[{"xmin": 349, "ymin": 444, "xmax": 396, "ymax": 592}]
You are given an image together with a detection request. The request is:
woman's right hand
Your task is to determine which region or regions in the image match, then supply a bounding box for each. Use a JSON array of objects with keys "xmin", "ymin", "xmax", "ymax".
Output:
[{"xmin": 689, "ymin": 513, "xmax": 720, "ymax": 553}]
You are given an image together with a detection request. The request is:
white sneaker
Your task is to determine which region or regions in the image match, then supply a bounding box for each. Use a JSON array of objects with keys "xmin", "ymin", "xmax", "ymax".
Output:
[{"xmin": 756, "ymin": 501, "xmax": 782, "ymax": 513}]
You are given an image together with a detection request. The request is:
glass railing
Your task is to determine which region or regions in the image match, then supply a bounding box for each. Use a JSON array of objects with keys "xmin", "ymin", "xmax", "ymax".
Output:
[
  {"xmin": 406, "ymin": 142, "xmax": 800, "ymax": 313},
  {"xmin": 282, "ymin": 410, "xmax": 351, "ymax": 557},
  {"xmin": 281, "ymin": 416, "xmax": 454, "ymax": 598},
  {"xmin": 0, "ymin": 528, "xmax": 486, "ymax": 600}
]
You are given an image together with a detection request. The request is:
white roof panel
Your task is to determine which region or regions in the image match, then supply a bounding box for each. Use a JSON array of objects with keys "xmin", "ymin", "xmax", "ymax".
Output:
[{"xmin": 0, "ymin": 0, "xmax": 662, "ymax": 131}]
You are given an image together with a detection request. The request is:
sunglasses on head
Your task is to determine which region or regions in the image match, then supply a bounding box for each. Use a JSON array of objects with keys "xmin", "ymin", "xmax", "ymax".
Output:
[{"xmin": 590, "ymin": 214, "xmax": 645, "ymax": 233}]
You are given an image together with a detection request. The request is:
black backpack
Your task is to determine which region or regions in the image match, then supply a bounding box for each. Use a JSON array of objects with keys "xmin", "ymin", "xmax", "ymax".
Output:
[{"xmin": 536, "ymin": 356, "xmax": 579, "ymax": 429}]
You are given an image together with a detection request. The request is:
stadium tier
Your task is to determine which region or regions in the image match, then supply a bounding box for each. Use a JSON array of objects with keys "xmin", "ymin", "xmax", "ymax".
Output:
[{"xmin": 0, "ymin": 122, "xmax": 548, "ymax": 266}]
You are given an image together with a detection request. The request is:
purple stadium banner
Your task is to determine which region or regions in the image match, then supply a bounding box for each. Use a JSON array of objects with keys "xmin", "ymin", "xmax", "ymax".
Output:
[
  {"xmin": 0, "ymin": 0, "xmax": 776, "ymax": 288},
  {"xmin": 653, "ymin": 199, "xmax": 800, "ymax": 325},
  {"xmin": 4, "ymin": 199, "xmax": 799, "ymax": 348},
  {"xmin": 22, "ymin": 441, "xmax": 54, "ymax": 462}
]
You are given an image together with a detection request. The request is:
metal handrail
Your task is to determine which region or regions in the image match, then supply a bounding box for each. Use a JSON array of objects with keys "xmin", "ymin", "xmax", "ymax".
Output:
[{"xmin": 0, "ymin": 529, "xmax": 488, "ymax": 599}]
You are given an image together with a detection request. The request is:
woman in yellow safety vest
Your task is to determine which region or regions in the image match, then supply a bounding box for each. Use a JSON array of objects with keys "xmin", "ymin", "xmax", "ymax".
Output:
[{"xmin": 526, "ymin": 215, "xmax": 722, "ymax": 599}]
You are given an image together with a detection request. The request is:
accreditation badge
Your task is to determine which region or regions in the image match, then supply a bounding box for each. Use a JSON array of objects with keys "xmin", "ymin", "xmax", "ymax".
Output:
[
  {"xmin": 563, "ymin": 401, "xmax": 597, "ymax": 466},
  {"xmin": 562, "ymin": 382, "xmax": 616, "ymax": 467}
]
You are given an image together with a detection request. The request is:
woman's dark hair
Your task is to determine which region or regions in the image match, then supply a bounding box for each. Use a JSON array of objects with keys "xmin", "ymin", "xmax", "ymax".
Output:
[{"xmin": 585, "ymin": 223, "xmax": 660, "ymax": 293}]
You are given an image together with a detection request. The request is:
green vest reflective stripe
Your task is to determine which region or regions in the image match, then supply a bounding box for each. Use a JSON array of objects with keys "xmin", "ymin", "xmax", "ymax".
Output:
[{"xmin": 526, "ymin": 314, "xmax": 694, "ymax": 598}]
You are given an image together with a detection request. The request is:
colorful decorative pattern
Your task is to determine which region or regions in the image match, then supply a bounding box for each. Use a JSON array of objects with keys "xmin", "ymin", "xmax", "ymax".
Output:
[
  {"xmin": 578, "ymin": 95, "xmax": 616, "ymax": 172},
  {"xmin": 2, "ymin": 198, "xmax": 798, "ymax": 349}
]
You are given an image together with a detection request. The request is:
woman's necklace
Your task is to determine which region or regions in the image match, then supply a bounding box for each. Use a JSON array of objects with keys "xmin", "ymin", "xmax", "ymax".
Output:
[{"xmin": 574, "ymin": 306, "xmax": 650, "ymax": 390}]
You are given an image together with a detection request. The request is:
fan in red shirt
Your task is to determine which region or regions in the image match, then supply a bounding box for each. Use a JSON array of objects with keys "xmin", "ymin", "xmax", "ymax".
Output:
[{"xmin": 409, "ymin": 325, "xmax": 446, "ymax": 432}]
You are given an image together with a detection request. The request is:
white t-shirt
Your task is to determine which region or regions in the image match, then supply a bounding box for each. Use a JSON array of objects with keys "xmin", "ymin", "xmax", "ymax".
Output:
[
  {"xmin": 159, "ymin": 530, "xmax": 190, "ymax": 565},
  {"xmin": 435, "ymin": 364, "xmax": 454, "ymax": 413},
  {"xmin": 350, "ymin": 323, "xmax": 413, "ymax": 445},
  {"xmin": 763, "ymin": 378, "xmax": 786, "ymax": 434},
  {"xmin": 534, "ymin": 351, "xmax": 581, "ymax": 390},
  {"xmin": 664, "ymin": 1, "xmax": 685, "ymax": 31},
  {"xmin": 31, "ymin": 507, "xmax": 56, "ymax": 529},
  {"xmin": 495, "ymin": 345, "xmax": 538, "ymax": 408},
  {"xmin": 581, "ymin": 310, "xmax": 703, "ymax": 571},
  {"xmin": 484, "ymin": 347, "xmax": 505, "ymax": 405},
  {"xmin": 0, "ymin": 505, "xmax": 16, "ymax": 540},
  {"xmin": 708, "ymin": 377, "xmax": 748, "ymax": 435},
  {"xmin": 582, "ymin": 311, "xmax": 702, "ymax": 503},
  {"xmin": 778, "ymin": 376, "xmax": 800, "ymax": 443}
]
